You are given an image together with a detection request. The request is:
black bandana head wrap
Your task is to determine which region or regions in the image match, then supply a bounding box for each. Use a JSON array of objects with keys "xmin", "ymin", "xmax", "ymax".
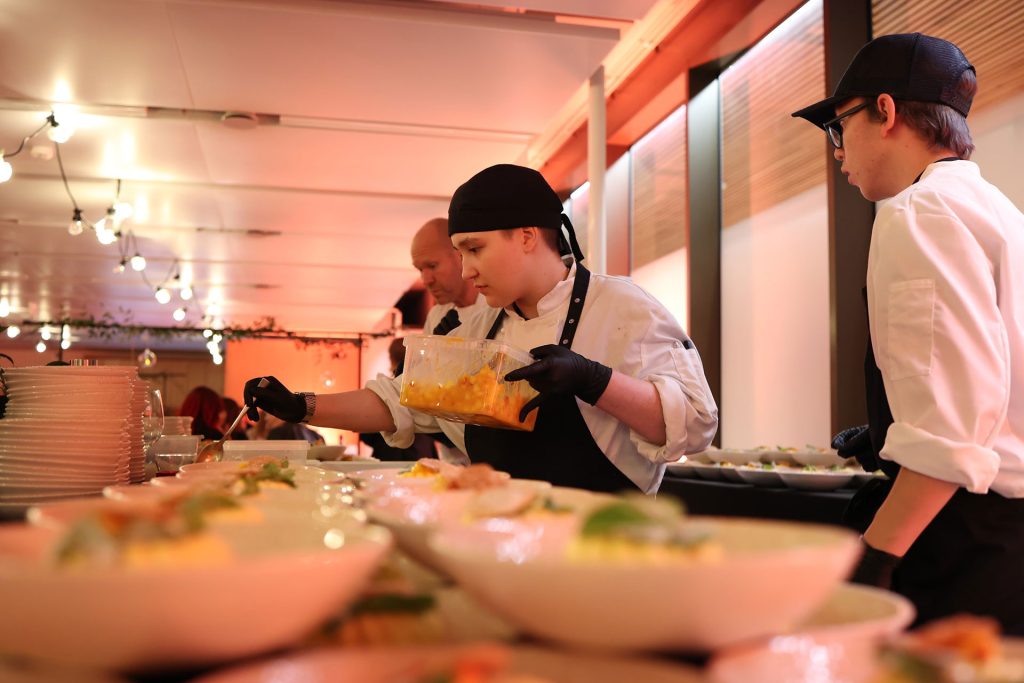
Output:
[{"xmin": 447, "ymin": 164, "xmax": 585, "ymax": 262}]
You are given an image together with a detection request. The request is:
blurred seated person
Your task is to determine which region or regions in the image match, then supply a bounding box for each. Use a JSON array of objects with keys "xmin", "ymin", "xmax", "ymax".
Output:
[
  {"xmin": 179, "ymin": 386, "xmax": 225, "ymax": 441},
  {"xmin": 221, "ymin": 397, "xmax": 250, "ymax": 440},
  {"xmin": 269, "ymin": 419, "xmax": 324, "ymax": 445},
  {"xmin": 360, "ymin": 337, "xmax": 437, "ymax": 461}
]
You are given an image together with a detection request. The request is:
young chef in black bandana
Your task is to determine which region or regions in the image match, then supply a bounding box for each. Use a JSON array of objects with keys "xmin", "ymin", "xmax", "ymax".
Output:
[
  {"xmin": 244, "ymin": 164, "xmax": 717, "ymax": 493},
  {"xmin": 793, "ymin": 34, "xmax": 1024, "ymax": 632}
]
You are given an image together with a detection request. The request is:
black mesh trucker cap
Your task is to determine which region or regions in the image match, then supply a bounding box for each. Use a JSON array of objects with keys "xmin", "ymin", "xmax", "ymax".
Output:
[{"xmin": 792, "ymin": 33, "xmax": 975, "ymax": 128}]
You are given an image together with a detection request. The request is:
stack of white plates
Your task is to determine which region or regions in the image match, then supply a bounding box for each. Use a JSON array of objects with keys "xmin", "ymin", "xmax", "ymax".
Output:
[{"xmin": 0, "ymin": 365, "xmax": 145, "ymax": 511}]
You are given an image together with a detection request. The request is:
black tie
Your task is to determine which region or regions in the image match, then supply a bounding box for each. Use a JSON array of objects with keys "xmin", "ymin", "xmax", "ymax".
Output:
[{"xmin": 432, "ymin": 309, "xmax": 461, "ymax": 336}]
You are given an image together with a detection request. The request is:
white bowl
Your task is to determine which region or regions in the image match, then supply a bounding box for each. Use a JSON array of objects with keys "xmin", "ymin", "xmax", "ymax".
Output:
[
  {"xmin": 707, "ymin": 449, "xmax": 759, "ymax": 466},
  {"xmin": 366, "ymin": 480, "xmax": 561, "ymax": 574},
  {"xmin": 708, "ymin": 584, "xmax": 914, "ymax": 683},
  {"xmin": 190, "ymin": 644, "xmax": 703, "ymax": 683},
  {"xmin": 735, "ymin": 466, "xmax": 784, "ymax": 488},
  {"xmin": 790, "ymin": 449, "xmax": 846, "ymax": 468},
  {"xmin": 429, "ymin": 516, "xmax": 860, "ymax": 652},
  {"xmin": 0, "ymin": 519, "xmax": 391, "ymax": 671}
]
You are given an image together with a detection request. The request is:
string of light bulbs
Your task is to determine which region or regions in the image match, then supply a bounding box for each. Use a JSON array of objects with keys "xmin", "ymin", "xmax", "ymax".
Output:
[{"xmin": 1, "ymin": 110, "xmax": 223, "ymax": 361}]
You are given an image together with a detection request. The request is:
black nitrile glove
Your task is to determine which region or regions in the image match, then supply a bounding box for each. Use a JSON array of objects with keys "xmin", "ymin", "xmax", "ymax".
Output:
[
  {"xmin": 504, "ymin": 344, "xmax": 613, "ymax": 422},
  {"xmin": 832, "ymin": 424, "xmax": 871, "ymax": 457},
  {"xmin": 243, "ymin": 375, "xmax": 305, "ymax": 423},
  {"xmin": 850, "ymin": 540, "xmax": 901, "ymax": 590}
]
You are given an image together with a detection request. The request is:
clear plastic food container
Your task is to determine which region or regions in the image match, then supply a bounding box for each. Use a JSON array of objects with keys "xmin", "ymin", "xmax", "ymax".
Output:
[
  {"xmin": 222, "ymin": 440, "xmax": 309, "ymax": 463},
  {"xmin": 400, "ymin": 335, "xmax": 540, "ymax": 431}
]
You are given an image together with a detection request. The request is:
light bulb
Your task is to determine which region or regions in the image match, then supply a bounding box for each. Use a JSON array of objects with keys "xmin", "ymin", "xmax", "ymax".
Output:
[
  {"xmin": 180, "ymin": 285, "xmax": 193, "ymax": 301},
  {"xmin": 35, "ymin": 341, "xmax": 46, "ymax": 353},
  {"xmin": 61, "ymin": 323, "xmax": 70, "ymax": 339},
  {"xmin": 206, "ymin": 340, "xmax": 219, "ymax": 353},
  {"xmin": 0, "ymin": 297, "xmax": 8, "ymax": 317},
  {"xmin": 202, "ymin": 328, "xmax": 213, "ymax": 338},
  {"xmin": 113, "ymin": 201, "xmax": 134, "ymax": 222},
  {"xmin": 40, "ymin": 328, "xmax": 51, "ymax": 341},
  {"xmin": 212, "ymin": 333, "xmax": 223, "ymax": 343},
  {"xmin": 0, "ymin": 154, "xmax": 12, "ymax": 183},
  {"xmin": 96, "ymin": 228, "xmax": 118, "ymax": 245},
  {"xmin": 6, "ymin": 325, "xmax": 19, "ymax": 338},
  {"xmin": 113, "ymin": 259, "xmax": 127, "ymax": 274},
  {"xmin": 154, "ymin": 288, "xmax": 171, "ymax": 304},
  {"xmin": 130, "ymin": 254, "xmax": 146, "ymax": 271},
  {"xmin": 47, "ymin": 123, "xmax": 74, "ymax": 144},
  {"xmin": 68, "ymin": 208, "xmax": 84, "ymax": 236},
  {"xmin": 212, "ymin": 354, "xmax": 223, "ymax": 366},
  {"xmin": 60, "ymin": 338, "xmax": 71, "ymax": 350},
  {"xmin": 172, "ymin": 307, "xmax": 186, "ymax": 322}
]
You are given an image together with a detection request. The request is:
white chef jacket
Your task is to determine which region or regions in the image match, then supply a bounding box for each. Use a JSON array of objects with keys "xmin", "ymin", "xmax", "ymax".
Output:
[
  {"xmin": 367, "ymin": 263, "xmax": 718, "ymax": 493},
  {"xmin": 868, "ymin": 160, "xmax": 1024, "ymax": 496},
  {"xmin": 422, "ymin": 293, "xmax": 489, "ymax": 335}
]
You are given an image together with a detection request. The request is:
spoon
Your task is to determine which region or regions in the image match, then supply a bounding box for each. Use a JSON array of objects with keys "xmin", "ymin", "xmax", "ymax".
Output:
[{"xmin": 195, "ymin": 377, "xmax": 268, "ymax": 463}]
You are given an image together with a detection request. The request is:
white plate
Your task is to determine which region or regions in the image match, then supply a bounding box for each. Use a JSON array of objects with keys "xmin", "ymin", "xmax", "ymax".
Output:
[
  {"xmin": 707, "ymin": 449, "xmax": 759, "ymax": 466},
  {"xmin": 316, "ymin": 460, "xmax": 416, "ymax": 473},
  {"xmin": 191, "ymin": 644, "xmax": 703, "ymax": 683},
  {"xmin": 735, "ymin": 466, "xmax": 784, "ymax": 487},
  {"xmin": 665, "ymin": 461, "xmax": 698, "ymax": 478},
  {"xmin": 688, "ymin": 462, "xmax": 725, "ymax": 482},
  {"xmin": 777, "ymin": 470, "xmax": 855, "ymax": 491}
]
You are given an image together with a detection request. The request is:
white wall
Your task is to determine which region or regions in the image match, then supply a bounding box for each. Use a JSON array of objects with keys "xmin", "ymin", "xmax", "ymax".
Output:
[
  {"xmin": 970, "ymin": 91, "xmax": 1024, "ymax": 211},
  {"xmin": 721, "ymin": 184, "xmax": 831, "ymax": 449},
  {"xmin": 630, "ymin": 247, "xmax": 688, "ymax": 331}
]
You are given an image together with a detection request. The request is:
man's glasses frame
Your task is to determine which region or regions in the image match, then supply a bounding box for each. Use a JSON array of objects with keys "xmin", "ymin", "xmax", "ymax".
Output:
[{"xmin": 823, "ymin": 102, "xmax": 870, "ymax": 149}]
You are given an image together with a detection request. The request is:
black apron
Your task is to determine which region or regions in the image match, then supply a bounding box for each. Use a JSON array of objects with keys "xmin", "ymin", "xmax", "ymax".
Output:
[
  {"xmin": 847, "ymin": 158, "xmax": 1024, "ymax": 633},
  {"xmin": 463, "ymin": 265, "xmax": 638, "ymax": 493}
]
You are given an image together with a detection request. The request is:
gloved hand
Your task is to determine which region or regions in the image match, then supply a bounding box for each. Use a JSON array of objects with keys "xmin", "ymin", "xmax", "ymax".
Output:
[
  {"xmin": 243, "ymin": 375, "xmax": 305, "ymax": 423},
  {"xmin": 504, "ymin": 344, "xmax": 613, "ymax": 422},
  {"xmin": 832, "ymin": 424, "xmax": 871, "ymax": 457},
  {"xmin": 850, "ymin": 539, "xmax": 902, "ymax": 590}
]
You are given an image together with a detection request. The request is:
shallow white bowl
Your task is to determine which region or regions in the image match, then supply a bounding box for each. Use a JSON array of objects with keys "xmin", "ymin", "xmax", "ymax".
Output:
[
  {"xmin": 707, "ymin": 449, "xmax": 759, "ymax": 466},
  {"xmin": 429, "ymin": 516, "xmax": 860, "ymax": 652},
  {"xmin": 0, "ymin": 518, "xmax": 391, "ymax": 671},
  {"xmin": 790, "ymin": 449, "xmax": 846, "ymax": 468}
]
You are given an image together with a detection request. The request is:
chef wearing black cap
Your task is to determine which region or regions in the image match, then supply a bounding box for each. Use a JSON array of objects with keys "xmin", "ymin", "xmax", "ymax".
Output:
[
  {"xmin": 244, "ymin": 164, "xmax": 718, "ymax": 494},
  {"xmin": 793, "ymin": 34, "xmax": 1024, "ymax": 632}
]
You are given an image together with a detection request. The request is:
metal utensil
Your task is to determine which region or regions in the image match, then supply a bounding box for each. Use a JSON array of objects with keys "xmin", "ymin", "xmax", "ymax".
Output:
[{"xmin": 195, "ymin": 377, "xmax": 268, "ymax": 463}]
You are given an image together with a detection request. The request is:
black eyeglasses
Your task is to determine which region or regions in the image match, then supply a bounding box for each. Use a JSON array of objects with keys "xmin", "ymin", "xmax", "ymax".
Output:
[{"xmin": 823, "ymin": 102, "xmax": 870, "ymax": 149}]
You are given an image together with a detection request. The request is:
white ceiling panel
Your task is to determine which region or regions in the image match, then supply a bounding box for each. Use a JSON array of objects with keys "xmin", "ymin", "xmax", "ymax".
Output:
[
  {"xmin": 0, "ymin": 0, "xmax": 646, "ymax": 352},
  {"xmin": 166, "ymin": 0, "xmax": 616, "ymax": 130},
  {"xmin": 0, "ymin": 0, "xmax": 193, "ymax": 107}
]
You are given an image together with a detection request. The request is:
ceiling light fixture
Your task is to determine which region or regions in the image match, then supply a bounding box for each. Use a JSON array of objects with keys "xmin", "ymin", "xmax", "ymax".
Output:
[
  {"xmin": 35, "ymin": 340, "xmax": 46, "ymax": 353},
  {"xmin": 61, "ymin": 338, "xmax": 71, "ymax": 350},
  {"xmin": 130, "ymin": 254, "xmax": 147, "ymax": 272},
  {"xmin": 172, "ymin": 307, "xmax": 186, "ymax": 322},
  {"xmin": 154, "ymin": 287, "xmax": 171, "ymax": 304},
  {"xmin": 6, "ymin": 325, "xmax": 20, "ymax": 338},
  {"xmin": 114, "ymin": 258, "xmax": 127, "ymax": 274},
  {"xmin": 180, "ymin": 285, "xmax": 193, "ymax": 301},
  {"xmin": 0, "ymin": 297, "xmax": 9, "ymax": 318},
  {"xmin": 40, "ymin": 328, "xmax": 51, "ymax": 341}
]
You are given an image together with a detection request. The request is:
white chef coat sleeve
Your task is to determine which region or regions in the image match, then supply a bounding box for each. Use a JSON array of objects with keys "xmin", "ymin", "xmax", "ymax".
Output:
[
  {"xmin": 872, "ymin": 206, "xmax": 1006, "ymax": 492},
  {"xmin": 364, "ymin": 372, "xmax": 443, "ymax": 449},
  {"xmin": 626, "ymin": 300, "xmax": 719, "ymax": 463}
]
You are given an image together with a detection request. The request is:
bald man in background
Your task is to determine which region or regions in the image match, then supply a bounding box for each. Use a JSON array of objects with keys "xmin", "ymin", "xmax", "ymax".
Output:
[{"xmin": 411, "ymin": 217, "xmax": 487, "ymax": 336}]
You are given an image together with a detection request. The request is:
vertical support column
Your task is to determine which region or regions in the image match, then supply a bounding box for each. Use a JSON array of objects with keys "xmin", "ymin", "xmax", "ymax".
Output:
[
  {"xmin": 587, "ymin": 66, "xmax": 607, "ymax": 274},
  {"xmin": 687, "ymin": 70, "xmax": 722, "ymax": 446},
  {"xmin": 824, "ymin": 0, "xmax": 873, "ymax": 433}
]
